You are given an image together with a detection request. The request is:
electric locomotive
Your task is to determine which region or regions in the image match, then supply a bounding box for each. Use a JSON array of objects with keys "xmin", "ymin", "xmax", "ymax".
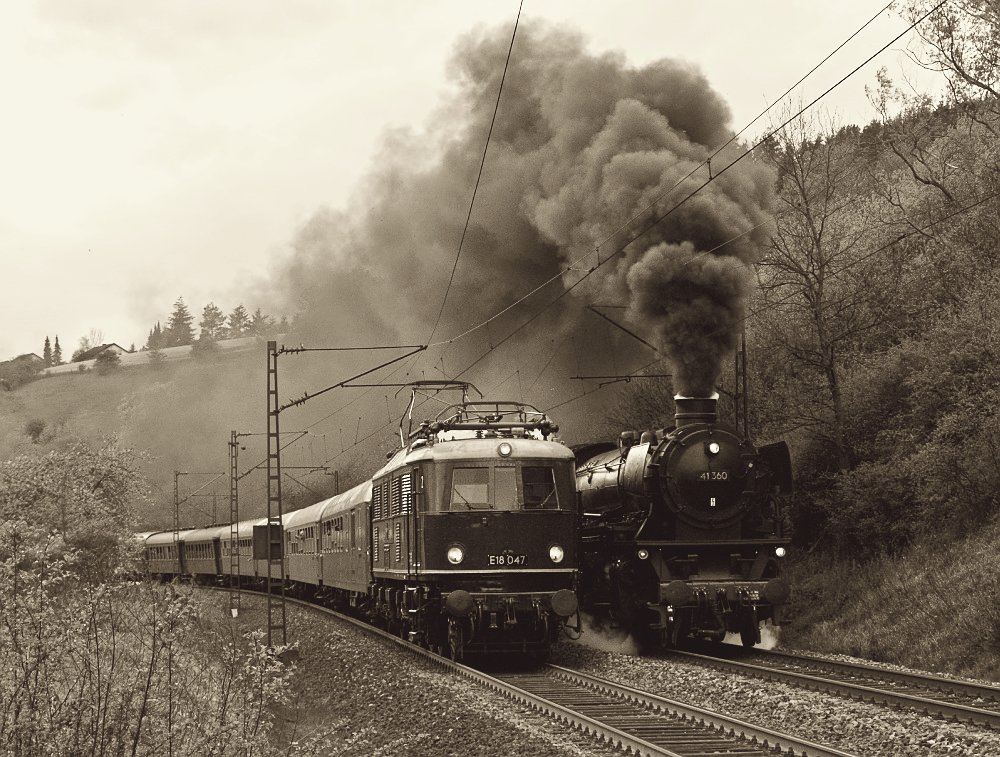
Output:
[
  {"xmin": 365, "ymin": 382, "xmax": 579, "ymax": 660},
  {"xmin": 575, "ymin": 393, "xmax": 791, "ymax": 647}
]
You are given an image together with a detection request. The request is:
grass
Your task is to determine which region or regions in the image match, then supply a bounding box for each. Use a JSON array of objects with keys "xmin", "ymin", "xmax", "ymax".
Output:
[{"xmin": 781, "ymin": 520, "xmax": 1000, "ymax": 681}]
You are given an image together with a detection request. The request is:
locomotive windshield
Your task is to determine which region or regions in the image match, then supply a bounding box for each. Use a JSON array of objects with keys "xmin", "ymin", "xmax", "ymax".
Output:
[
  {"xmin": 447, "ymin": 463, "xmax": 562, "ymax": 511},
  {"xmin": 451, "ymin": 467, "xmax": 489, "ymax": 509},
  {"xmin": 522, "ymin": 466, "xmax": 557, "ymax": 508}
]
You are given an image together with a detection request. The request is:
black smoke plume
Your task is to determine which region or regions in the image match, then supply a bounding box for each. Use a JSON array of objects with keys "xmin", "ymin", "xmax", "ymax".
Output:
[{"xmin": 276, "ymin": 22, "xmax": 774, "ymax": 399}]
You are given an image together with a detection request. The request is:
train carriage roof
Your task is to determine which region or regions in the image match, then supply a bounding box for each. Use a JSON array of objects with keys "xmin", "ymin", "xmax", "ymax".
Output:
[
  {"xmin": 180, "ymin": 524, "xmax": 231, "ymax": 542},
  {"xmin": 233, "ymin": 517, "xmax": 267, "ymax": 538},
  {"xmin": 283, "ymin": 498, "xmax": 332, "ymax": 531},
  {"xmin": 145, "ymin": 529, "xmax": 195, "ymax": 546},
  {"xmin": 319, "ymin": 481, "xmax": 372, "ymax": 521}
]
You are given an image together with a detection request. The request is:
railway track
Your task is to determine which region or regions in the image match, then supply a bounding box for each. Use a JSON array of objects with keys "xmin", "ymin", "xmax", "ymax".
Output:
[
  {"xmin": 668, "ymin": 646, "xmax": 1000, "ymax": 730},
  {"xmin": 487, "ymin": 665, "xmax": 856, "ymax": 757},
  {"xmin": 212, "ymin": 587, "xmax": 855, "ymax": 757}
]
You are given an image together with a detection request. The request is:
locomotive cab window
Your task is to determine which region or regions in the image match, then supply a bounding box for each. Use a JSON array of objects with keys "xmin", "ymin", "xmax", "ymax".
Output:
[
  {"xmin": 522, "ymin": 466, "xmax": 558, "ymax": 509},
  {"xmin": 494, "ymin": 465, "xmax": 517, "ymax": 511},
  {"xmin": 450, "ymin": 467, "xmax": 490, "ymax": 510}
]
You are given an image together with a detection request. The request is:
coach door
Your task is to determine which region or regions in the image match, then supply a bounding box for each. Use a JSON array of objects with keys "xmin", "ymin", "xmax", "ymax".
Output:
[
  {"xmin": 349, "ymin": 509, "xmax": 357, "ymax": 580},
  {"xmin": 212, "ymin": 537, "xmax": 223, "ymax": 575}
]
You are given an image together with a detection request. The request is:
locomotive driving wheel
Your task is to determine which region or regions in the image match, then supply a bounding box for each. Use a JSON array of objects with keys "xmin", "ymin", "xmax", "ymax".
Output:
[{"xmin": 447, "ymin": 619, "xmax": 464, "ymax": 662}]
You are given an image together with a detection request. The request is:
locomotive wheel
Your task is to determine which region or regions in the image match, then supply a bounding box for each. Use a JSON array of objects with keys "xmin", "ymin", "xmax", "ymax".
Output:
[{"xmin": 447, "ymin": 620, "xmax": 464, "ymax": 662}]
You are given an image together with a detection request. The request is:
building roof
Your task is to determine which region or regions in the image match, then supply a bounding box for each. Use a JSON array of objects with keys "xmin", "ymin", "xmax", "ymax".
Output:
[
  {"xmin": 11, "ymin": 353, "xmax": 43, "ymax": 363},
  {"xmin": 73, "ymin": 343, "xmax": 128, "ymax": 362}
]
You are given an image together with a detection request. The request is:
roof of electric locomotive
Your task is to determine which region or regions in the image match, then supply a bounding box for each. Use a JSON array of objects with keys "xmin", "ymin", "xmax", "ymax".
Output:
[{"xmin": 375, "ymin": 433, "xmax": 574, "ymax": 477}]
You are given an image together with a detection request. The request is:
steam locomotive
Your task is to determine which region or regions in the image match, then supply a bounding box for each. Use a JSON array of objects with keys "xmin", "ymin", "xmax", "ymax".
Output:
[
  {"xmin": 574, "ymin": 393, "xmax": 791, "ymax": 647},
  {"xmin": 143, "ymin": 382, "xmax": 579, "ymax": 661}
]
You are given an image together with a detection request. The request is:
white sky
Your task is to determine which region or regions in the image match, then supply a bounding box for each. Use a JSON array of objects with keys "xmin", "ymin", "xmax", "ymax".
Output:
[{"xmin": 0, "ymin": 1, "xmax": 939, "ymax": 360}]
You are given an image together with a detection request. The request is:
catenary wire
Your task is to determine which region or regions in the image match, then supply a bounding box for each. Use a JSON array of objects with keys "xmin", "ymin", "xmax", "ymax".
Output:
[
  {"xmin": 241, "ymin": 2, "xmax": 952, "ymax": 483},
  {"xmin": 541, "ymin": 186, "xmax": 998, "ymax": 414},
  {"xmin": 427, "ymin": 0, "xmax": 929, "ymax": 351},
  {"xmin": 427, "ymin": 0, "xmax": 524, "ymax": 344}
]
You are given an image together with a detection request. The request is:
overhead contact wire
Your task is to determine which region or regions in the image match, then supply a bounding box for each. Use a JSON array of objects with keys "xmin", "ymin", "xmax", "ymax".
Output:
[
  {"xmin": 430, "ymin": 0, "xmax": 912, "ymax": 351},
  {"xmin": 427, "ymin": 0, "xmax": 524, "ymax": 344}
]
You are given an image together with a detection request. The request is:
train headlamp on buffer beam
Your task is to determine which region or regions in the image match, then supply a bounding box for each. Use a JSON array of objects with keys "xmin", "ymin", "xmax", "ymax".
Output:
[{"xmin": 447, "ymin": 546, "xmax": 465, "ymax": 565}]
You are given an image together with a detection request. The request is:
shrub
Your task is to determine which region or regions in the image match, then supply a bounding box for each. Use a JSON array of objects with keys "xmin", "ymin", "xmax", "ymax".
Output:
[
  {"xmin": 0, "ymin": 443, "xmax": 297, "ymax": 756},
  {"xmin": 95, "ymin": 348, "xmax": 122, "ymax": 375},
  {"xmin": 0, "ymin": 534, "xmax": 295, "ymax": 757},
  {"xmin": 23, "ymin": 418, "xmax": 46, "ymax": 443}
]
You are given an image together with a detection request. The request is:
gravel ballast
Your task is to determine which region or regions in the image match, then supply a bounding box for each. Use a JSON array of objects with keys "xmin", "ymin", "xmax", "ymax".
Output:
[
  {"xmin": 220, "ymin": 592, "xmax": 1000, "ymax": 756},
  {"xmin": 228, "ymin": 595, "xmax": 621, "ymax": 756},
  {"xmin": 552, "ymin": 633, "xmax": 1000, "ymax": 757}
]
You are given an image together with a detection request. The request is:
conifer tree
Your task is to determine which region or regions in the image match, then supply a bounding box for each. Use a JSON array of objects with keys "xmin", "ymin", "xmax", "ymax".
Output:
[
  {"xmin": 199, "ymin": 302, "xmax": 226, "ymax": 341},
  {"xmin": 42, "ymin": 336, "xmax": 52, "ymax": 366},
  {"xmin": 227, "ymin": 304, "xmax": 250, "ymax": 338},
  {"xmin": 249, "ymin": 308, "xmax": 273, "ymax": 337},
  {"xmin": 52, "ymin": 336, "xmax": 62, "ymax": 365},
  {"xmin": 150, "ymin": 322, "xmax": 163, "ymax": 349},
  {"xmin": 165, "ymin": 299, "xmax": 194, "ymax": 347}
]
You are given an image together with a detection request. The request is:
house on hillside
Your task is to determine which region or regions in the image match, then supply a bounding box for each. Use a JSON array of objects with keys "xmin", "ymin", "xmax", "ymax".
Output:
[
  {"xmin": 73, "ymin": 343, "xmax": 130, "ymax": 362},
  {"xmin": 6, "ymin": 353, "xmax": 44, "ymax": 366},
  {"xmin": 0, "ymin": 353, "xmax": 46, "ymax": 390}
]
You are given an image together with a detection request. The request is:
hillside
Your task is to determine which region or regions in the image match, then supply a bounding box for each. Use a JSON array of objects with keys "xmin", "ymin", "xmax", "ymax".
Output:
[
  {"xmin": 0, "ymin": 351, "xmax": 355, "ymax": 529},
  {"xmin": 782, "ymin": 520, "xmax": 1000, "ymax": 682}
]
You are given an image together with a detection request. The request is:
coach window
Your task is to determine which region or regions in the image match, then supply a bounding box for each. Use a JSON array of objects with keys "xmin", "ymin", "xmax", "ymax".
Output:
[
  {"xmin": 450, "ymin": 467, "xmax": 489, "ymax": 510},
  {"xmin": 522, "ymin": 466, "xmax": 558, "ymax": 509}
]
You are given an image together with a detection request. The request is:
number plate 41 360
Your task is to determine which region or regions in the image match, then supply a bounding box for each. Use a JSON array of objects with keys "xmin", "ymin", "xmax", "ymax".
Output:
[{"xmin": 698, "ymin": 470, "xmax": 730, "ymax": 481}]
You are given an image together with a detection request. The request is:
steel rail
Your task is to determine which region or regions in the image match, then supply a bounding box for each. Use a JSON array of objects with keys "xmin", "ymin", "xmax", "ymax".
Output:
[
  {"xmin": 198, "ymin": 586, "xmax": 855, "ymax": 756},
  {"xmin": 494, "ymin": 665, "xmax": 858, "ymax": 757},
  {"xmin": 754, "ymin": 648, "xmax": 1000, "ymax": 704},
  {"xmin": 669, "ymin": 648, "xmax": 1000, "ymax": 730}
]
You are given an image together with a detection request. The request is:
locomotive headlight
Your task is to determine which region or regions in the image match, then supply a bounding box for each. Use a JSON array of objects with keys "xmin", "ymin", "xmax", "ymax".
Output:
[
  {"xmin": 775, "ymin": 546, "xmax": 787, "ymax": 558},
  {"xmin": 548, "ymin": 544, "xmax": 565, "ymax": 563},
  {"xmin": 498, "ymin": 442, "xmax": 513, "ymax": 457},
  {"xmin": 447, "ymin": 545, "xmax": 465, "ymax": 565},
  {"xmin": 637, "ymin": 548, "xmax": 649, "ymax": 560},
  {"xmin": 707, "ymin": 441, "xmax": 721, "ymax": 455}
]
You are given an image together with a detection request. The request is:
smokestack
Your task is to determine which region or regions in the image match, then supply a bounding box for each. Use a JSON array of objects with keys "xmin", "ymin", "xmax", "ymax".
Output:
[{"xmin": 674, "ymin": 393, "xmax": 718, "ymax": 427}]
